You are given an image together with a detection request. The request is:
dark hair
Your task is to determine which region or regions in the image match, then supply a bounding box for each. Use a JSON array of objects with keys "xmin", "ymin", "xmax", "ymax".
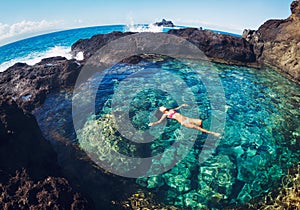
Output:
[
  {"xmin": 154, "ymin": 110, "xmax": 164, "ymax": 119},
  {"xmin": 155, "ymin": 108, "xmax": 170, "ymax": 119}
]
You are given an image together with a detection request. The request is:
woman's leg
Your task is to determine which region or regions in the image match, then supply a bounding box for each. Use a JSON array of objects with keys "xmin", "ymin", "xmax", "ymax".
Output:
[
  {"xmin": 183, "ymin": 121, "xmax": 220, "ymax": 137},
  {"xmin": 189, "ymin": 118, "xmax": 202, "ymax": 128}
]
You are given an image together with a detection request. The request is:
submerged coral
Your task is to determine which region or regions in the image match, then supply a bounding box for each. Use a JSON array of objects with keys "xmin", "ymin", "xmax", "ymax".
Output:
[
  {"xmin": 120, "ymin": 189, "xmax": 182, "ymax": 210},
  {"xmin": 77, "ymin": 114, "xmax": 140, "ymax": 174},
  {"xmin": 35, "ymin": 58, "xmax": 300, "ymax": 209},
  {"xmin": 233, "ymin": 164, "xmax": 300, "ymax": 210}
]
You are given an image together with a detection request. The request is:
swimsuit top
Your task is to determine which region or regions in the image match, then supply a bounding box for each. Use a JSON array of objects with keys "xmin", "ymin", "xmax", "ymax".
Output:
[{"xmin": 166, "ymin": 110, "xmax": 177, "ymax": 119}]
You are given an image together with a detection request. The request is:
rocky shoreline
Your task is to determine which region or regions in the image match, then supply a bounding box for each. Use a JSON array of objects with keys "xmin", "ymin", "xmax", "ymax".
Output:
[
  {"xmin": 0, "ymin": 1, "xmax": 299, "ymax": 209},
  {"xmin": 243, "ymin": 0, "xmax": 300, "ymax": 83},
  {"xmin": 72, "ymin": 0, "xmax": 300, "ymax": 83}
]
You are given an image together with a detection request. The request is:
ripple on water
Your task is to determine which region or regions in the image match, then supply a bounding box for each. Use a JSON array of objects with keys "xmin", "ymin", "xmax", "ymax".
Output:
[{"xmin": 34, "ymin": 59, "xmax": 300, "ymax": 208}]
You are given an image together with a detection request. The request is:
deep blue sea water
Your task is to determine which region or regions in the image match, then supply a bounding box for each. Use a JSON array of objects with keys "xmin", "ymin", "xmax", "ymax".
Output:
[
  {"xmin": 0, "ymin": 24, "xmax": 239, "ymax": 72},
  {"xmin": 0, "ymin": 24, "xmax": 179, "ymax": 71},
  {"xmin": 0, "ymin": 25, "xmax": 127, "ymax": 71}
]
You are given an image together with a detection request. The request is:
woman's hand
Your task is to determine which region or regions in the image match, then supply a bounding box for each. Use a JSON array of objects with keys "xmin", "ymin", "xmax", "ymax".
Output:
[
  {"xmin": 182, "ymin": 103, "xmax": 188, "ymax": 107},
  {"xmin": 148, "ymin": 122, "xmax": 154, "ymax": 126},
  {"xmin": 212, "ymin": 132, "xmax": 221, "ymax": 137}
]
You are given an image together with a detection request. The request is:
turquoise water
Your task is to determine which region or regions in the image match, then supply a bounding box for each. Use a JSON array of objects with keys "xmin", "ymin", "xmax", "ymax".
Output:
[{"xmin": 34, "ymin": 58, "xmax": 300, "ymax": 209}]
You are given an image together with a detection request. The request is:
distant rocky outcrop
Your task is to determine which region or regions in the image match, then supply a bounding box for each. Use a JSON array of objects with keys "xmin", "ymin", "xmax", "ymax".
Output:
[
  {"xmin": 243, "ymin": 0, "xmax": 300, "ymax": 82},
  {"xmin": 154, "ymin": 19, "xmax": 175, "ymax": 27}
]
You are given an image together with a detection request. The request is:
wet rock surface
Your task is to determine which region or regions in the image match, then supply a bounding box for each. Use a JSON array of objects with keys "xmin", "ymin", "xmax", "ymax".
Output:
[
  {"xmin": 0, "ymin": 98, "xmax": 59, "ymax": 179},
  {"xmin": 120, "ymin": 190, "xmax": 181, "ymax": 210}
]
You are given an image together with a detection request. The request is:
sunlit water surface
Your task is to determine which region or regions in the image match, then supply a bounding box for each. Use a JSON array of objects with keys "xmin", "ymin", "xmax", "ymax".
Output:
[{"xmin": 34, "ymin": 59, "xmax": 300, "ymax": 209}]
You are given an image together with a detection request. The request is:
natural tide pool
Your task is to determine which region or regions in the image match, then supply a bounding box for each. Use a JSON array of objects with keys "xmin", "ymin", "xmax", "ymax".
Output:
[{"xmin": 34, "ymin": 58, "xmax": 300, "ymax": 209}]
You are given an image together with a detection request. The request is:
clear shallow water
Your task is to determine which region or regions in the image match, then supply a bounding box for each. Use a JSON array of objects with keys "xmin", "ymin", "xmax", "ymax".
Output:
[{"xmin": 34, "ymin": 59, "xmax": 300, "ymax": 209}]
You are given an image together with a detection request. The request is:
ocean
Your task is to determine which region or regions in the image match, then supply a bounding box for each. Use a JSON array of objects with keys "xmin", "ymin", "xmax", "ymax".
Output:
[
  {"xmin": 0, "ymin": 24, "xmax": 172, "ymax": 72},
  {"xmin": 0, "ymin": 24, "xmax": 240, "ymax": 72}
]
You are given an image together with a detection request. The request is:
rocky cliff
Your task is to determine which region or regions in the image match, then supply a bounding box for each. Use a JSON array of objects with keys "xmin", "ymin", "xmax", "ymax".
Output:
[
  {"xmin": 243, "ymin": 0, "xmax": 300, "ymax": 82},
  {"xmin": 0, "ymin": 97, "xmax": 91, "ymax": 209},
  {"xmin": 72, "ymin": 31, "xmax": 134, "ymax": 60},
  {"xmin": 0, "ymin": 57, "xmax": 82, "ymax": 112}
]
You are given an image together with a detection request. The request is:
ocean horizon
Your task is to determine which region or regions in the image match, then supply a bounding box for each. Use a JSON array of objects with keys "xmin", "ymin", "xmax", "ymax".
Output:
[{"xmin": 0, "ymin": 24, "xmax": 240, "ymax": 72}]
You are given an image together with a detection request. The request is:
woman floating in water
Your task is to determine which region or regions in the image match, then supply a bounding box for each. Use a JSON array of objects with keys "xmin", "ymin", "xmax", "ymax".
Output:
[{"xmin": 148, "ymin": 104, "xmax": 220, "ymax": 137}]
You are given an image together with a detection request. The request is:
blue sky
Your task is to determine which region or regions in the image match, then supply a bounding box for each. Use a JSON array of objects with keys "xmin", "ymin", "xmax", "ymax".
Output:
[{"xmin": 0, "ymin": 0, "xmax": 293, "ymax": 45}]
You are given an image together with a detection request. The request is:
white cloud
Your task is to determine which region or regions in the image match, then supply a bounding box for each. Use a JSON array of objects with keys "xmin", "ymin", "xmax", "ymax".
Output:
[
  {"xmin": 0, "ymin": 20, "xmax": 65, "ymax": 45},
  {"xmin": 74, "ymin": 19, "xmax": 83, "ymax": 24}
]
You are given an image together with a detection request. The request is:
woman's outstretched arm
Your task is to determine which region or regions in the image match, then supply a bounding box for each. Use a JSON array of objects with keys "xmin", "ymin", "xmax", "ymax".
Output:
[
  {"xmin": 174, "ymin": 103, "xmax": 188, "ymax": 110},
  {"xmin": 148, "ymin": 114, "xmax": 167, "ymax": 126}
]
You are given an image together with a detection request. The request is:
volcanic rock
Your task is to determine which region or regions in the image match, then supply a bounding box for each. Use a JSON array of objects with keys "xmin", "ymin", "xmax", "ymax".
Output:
[
  {"xmin": 243, "ymin": 0, "xmax": 300, "ymax": 82},
  {"xmin": 0, "ymin": 98, "xmax": 92, "ymax": 209},
  {"xmin": 0, "ymin": 98, "xmax": 59, "ymax": 178},
  {"xmin": 71, "ymin": 28, "xmax": 257, "ymax": 67},
  {"xmin": 0, "ymin": 169, "xmax": 90, "ymax": 210},
  {"xmin": 167, "ymin": 28, "xmax": 256, "ymax": 66},
  {"xmin": 71, "ymin": 31, "xmax": 134, "ymax": 61},
  {"xmin": 0, "ymin": 56, "xmax": 82, "ymax": 112}
]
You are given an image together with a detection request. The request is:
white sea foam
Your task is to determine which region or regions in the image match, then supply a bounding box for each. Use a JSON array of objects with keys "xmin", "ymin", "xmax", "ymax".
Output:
[
  {"xmin": 75, "ymin": 51, "xmax": 84, "ymax": 61},
  {"xmin": 0, "ymin": 46, "xmax": 73, "ymax": 72},
  {"xmin": 126, "ymin": 23, "xmax": 164, "ymax": 33}
]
